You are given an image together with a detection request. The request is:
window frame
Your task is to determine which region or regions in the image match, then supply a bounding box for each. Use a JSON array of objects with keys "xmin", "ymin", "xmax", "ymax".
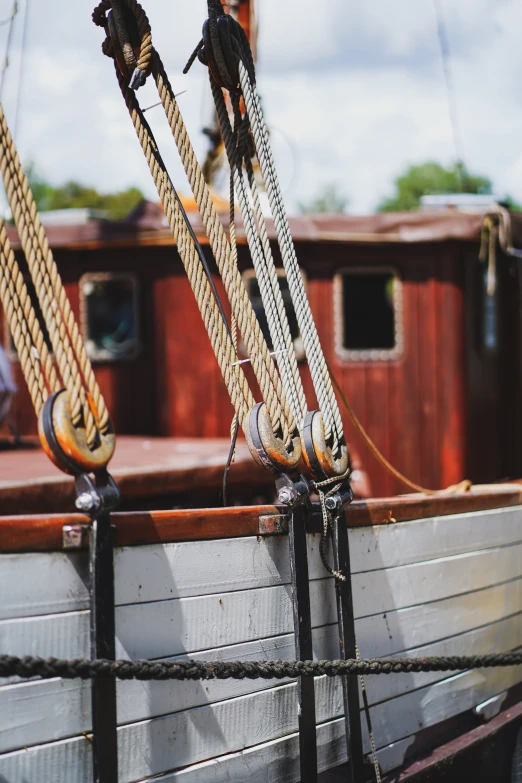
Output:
[
  {"xmin": 240, "ymin": 267, "xmax": 307, "ymax": 362},
  {"xmin": 333, "ymin": 266, "xmax": 404, "ymax": 362},
  {"xmin": 79, "ymin": 271, "xmax": 142, "ymax": 363}
]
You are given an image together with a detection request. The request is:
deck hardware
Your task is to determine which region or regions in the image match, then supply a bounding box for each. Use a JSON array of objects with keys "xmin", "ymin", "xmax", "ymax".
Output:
[
  {"xmin": 277, "ymin": 473, "xmax": 318, "ymax": 783},
  {"xmin": 245, "ymin": 402, "xmax": 302, "ymax": 475},
  {"xmin": 62, "ymin": 523, "xmax": 88, "ymax": 550},
  {"xmin": 301, "ymin": 409, "xmax": 349, "ymax": 480},
  {"xmin": 321, "ymin": 481, "xmax": 365, "ymax": 783},
  {"xmin": 258, "ymin": 513, "xmax": 289, "ymax": 536},
  {"xmin": 74, "ymin": 471, "xmax": 120, "ymax": 783}
]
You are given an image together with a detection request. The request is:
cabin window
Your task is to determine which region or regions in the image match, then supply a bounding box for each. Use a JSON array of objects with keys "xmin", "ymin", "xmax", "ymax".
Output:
[
  {"xmin": 334, "ymin": 268, "xmax": 403, "ymax": 361},
  {"xmin": 6, "ymin": 279, "xmax": 53, "ymax": 359},
  {"xmin": 241, "ymin": 269, "xmax": 305, "ymax": 361},
  {"xmin": 80, "ymin": 273, "xmax": 141, "ymax": 362}
]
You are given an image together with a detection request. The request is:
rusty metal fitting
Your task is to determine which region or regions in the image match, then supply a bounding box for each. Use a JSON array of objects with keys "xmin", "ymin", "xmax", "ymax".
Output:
[
  {"xmin": 300, "ymin": 410, "xmax": 349, "ymax": 480},
  {"xmin": 245, "ymin": 402, "xmax": 302, "ymax": 475},
  {"xmin": 38, "ymin": 390, "xmax": 116, "ymax": 476}
]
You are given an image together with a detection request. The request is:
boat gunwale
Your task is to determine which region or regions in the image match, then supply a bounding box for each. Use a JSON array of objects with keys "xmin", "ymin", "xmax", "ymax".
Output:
[{"xmin": 1, "ymin": 485, "xmax": 520, "ymax": 553}]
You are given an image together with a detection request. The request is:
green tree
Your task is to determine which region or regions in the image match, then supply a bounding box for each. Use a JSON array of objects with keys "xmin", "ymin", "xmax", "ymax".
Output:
[
  {"xmin": 299, "ymin": 183, "xmax": 349, "ymax": 214},
  {"xmin": 378, "ymin": 162, "xmax": 492, "ymax": 212},
  {"xmin": 26, "ymin": 164, "xmax": 144, "ymax": 220}
]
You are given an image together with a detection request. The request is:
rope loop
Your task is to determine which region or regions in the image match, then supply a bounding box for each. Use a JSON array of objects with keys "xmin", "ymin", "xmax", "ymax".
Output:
[{"xmin": 93, "ymin": 0, "xmax": 153, "ymax": 88}]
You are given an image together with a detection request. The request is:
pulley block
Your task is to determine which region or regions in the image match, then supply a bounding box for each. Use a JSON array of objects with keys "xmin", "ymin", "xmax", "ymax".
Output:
[
  {"xmin": 38, "ymin": 389, "xmax": 116, "ymax": 476},
  {"xmin": 301, "ymin": 410, "xmax": 349, "ymax": 481},
  {"xmin": 245, "ymin": 402, "xmax": 302, "ymax": 475}
]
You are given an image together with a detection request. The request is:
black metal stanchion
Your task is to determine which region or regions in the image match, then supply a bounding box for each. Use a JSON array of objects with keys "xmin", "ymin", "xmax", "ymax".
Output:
[
  {"xmin": 289, "ymin": 503, "xmax": 318, "ymax": 783},
  {"xmin": 76, "ymin": 472, "xmax": 120, "ymax": 783},
  {"xmin": 331, "ymin": 498, "xmax": 365, "ymax": 783}
]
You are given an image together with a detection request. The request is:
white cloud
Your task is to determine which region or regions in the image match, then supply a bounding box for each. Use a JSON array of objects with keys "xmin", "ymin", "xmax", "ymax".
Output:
[{"xmin": 0, "ymin": 0, "xmax": 518, "ymax": 214}]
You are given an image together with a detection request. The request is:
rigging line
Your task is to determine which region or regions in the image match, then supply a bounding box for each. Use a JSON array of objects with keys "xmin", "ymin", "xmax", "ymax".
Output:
[
  {"xmin": 13, "ymin": 0, "xmax": 28, "ymax": 140},
  {"xmin": 432, "ymin": 0, "xmax": 466, "ymax": 190},
  {"xmin": 136, "ymin": 99, "xmax": 235, "ymax": 342},
  {"xmin": 0, "ymin": 1, "xmax": 17, "ymax": 101}
]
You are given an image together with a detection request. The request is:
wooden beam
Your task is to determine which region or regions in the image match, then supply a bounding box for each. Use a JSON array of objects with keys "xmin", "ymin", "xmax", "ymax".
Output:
[{"xmin": 0, "ymin": 486, "xmax": 520, "ymax": 552}]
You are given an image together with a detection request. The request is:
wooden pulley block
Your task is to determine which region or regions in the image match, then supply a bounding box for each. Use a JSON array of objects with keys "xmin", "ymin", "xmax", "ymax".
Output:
[
  {"xmin": 301, "ymin": 410, "xmax": 349, "ymax": 480},
  {"xmin": 245, "ymin": 402, "xmax": 302, "ymax": 475},
  {"xmin": 38, "ymin": 390, "xmax": 116, "ymax": 476}
]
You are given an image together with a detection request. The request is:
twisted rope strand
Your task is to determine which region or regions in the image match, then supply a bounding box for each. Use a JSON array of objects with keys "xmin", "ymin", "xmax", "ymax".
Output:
[
  {"xmin": 2, "ymin": 651, "xmax": 521, "ymax": 681},
  {"xmin": 152, "ymin": 52, "xmax": 294, "ymax": 442},
  {"xmin": 0, "ymin": 221, "xmax": 57, "ymax": 413},
  {"xmin": 0, "ymin": 105, "xmax": 109, "ymax": 445},
  {"xmin": 114, "ymin": 64, "xmax": 254, "ymax": 427},
  {"xmin": 210, "ymin": 77, "xmax": 304, "ymax": 431},
  {"xmin": 238, "ymin": 61, "xmax": 343, "ymax": 450}
]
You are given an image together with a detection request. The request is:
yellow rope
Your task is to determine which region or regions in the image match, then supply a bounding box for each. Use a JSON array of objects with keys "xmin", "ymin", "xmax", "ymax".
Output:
[
  {"xmin": 0, "ymin": 105, "xmax": 109, "ymax": 448},
  {"xmin": 328, "ymin": 362, "xmax": 472, "ymax": 496}
]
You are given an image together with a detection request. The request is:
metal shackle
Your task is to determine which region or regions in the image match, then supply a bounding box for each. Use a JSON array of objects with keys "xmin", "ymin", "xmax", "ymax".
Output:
[
  {"xmin": 38, "ymin": 389, "xmax": 116, "ymax": 476},
  {"xmin": 245, "ymin": 402, "xmax": 302, "ymax": 475},
  {"xmin": 301, "ymin": 409, "xmax": 349, "ymax": 481}
]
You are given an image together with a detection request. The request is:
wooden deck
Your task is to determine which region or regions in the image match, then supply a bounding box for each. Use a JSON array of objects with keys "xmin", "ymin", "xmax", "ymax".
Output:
[{"xmin": 0, "ymin": 436, "xmax": 270, "ymax": 515}]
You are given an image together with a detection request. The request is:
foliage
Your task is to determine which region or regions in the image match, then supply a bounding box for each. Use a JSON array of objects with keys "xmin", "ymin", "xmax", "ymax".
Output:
[
  {"xmin": 299, "ymin": 183, "xmax": 349, "ymax": 214},
  {"xmin": 378, "ymin": 162, "xmax": 492, "ymax": 212},
  {"xmin": 26, "ymin": 164, "xmax": 144, "ymax": 220}
]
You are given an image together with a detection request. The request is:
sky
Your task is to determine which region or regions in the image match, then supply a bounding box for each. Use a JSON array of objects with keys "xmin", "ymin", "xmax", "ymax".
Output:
[{"xmin": 0, "ymin": 0, "xmax": 520, "ymax": 214}]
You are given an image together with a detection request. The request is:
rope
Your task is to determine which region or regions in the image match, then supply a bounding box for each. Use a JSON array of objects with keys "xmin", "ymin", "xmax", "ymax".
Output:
[
  {"xmin": 237, "ymin": 59, "xmax": 344, "ymax": 451},
  {"xmin": 0, "ymin": 105, "xmax": 110, "ymax": 447},
  {"xmin": 2, "ymin": 651, "xmax": 521, "ymax": 681},
  {"xmin": 0, "ymin": 220, "xmax": 58, "ymax": 413},
  {"xmin": 112, "ymin": 62, "xmax": 254, "ymax": 428},
  {"xmin": 311, "ymin": 469, "xmax": 351, "ymax": 582},
  {"xmin": 327, "ymin": 360, "xmax": 472, "ymax": 496},
  {"xmin": 93, "ymin": 0, "xmax": 299, "ymax": 443},
  {"xmin": 150, "ymin": 50, "xmax": 294, "ymax": 443},
  {"xmin": 210, "ymin": 77, "xmax": 306, "ymax": 431}
]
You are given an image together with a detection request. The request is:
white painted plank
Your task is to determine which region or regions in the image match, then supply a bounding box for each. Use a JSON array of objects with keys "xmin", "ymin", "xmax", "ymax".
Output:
[
  {"xmin": 4, "ymin": 545, "xmax": 522, "ymax": 658},
  {"xmin": 365, "ymin": 665, "xmax": 522, "ymax": 753},
  {"xmin": 3, "ymin": 577, "xmax": 522, "ymax": 685},
  {"xmin": 351, "ymin": 541, "xmax": 522, "ymax": 618},
  {"xmin": 348, "ymin": 505, "xmax": 522, "ymax": 573},
  {"xmin": 0, "ymin": 719, "xmax": 346, "ymax": 783},
  {"xmin": 0, "ymin": 626, "xmax": 339, "ymax": 753},
  {"xmin": 3, "ymin": 505, "xmax": 522, "ymax": 620},
  {"xmin": 1, "ymin": 663, "xmax": 521, "ymax": 782},
  {"xmin": 130, "ymin": 718, "xmax": 347, "ymax": 783}
]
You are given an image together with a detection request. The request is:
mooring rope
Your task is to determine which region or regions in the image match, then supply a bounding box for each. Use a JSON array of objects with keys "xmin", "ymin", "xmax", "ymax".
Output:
[{"xmin": 2, "ymin": 651, "xmax": 521, "ymax": 681}]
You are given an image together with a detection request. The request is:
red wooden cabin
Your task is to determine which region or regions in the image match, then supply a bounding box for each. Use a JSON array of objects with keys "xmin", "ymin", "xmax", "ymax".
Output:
[{"xmin": 2, "ymin": 201, "xmax": 521, "ymax": 497}]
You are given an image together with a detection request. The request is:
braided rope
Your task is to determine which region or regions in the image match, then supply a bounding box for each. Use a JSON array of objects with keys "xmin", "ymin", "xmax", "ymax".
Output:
[
  {"xmin": 0, "ymin": 221, "xmax": 59, "ymax": 413},
  {"xmin": 238, "ymin": 61, "xmax": 344, "ymax": 451},
  {"xmin": 151, "ymin": 52, "xmax": 294, "ymax": 443},
  {"xmin": 0, "ymin": 106, "xmax": 109, "ymax": 446},
  {"xmin": 210, "ymin": 77, "xmax": 305, "ymax": 432},
  {"xmin": 2, "ymin": 651, "xmax": 521, "ymax": 681},
  {"xmin": 113, "ymin": 64, "xmax": 254, "ymax": 427}
]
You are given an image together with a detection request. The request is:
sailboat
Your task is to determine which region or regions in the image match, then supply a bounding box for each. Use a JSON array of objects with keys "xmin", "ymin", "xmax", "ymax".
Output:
[{"xmin": 1, "ymin": 2, "xmax": 522, "ymax": 782}]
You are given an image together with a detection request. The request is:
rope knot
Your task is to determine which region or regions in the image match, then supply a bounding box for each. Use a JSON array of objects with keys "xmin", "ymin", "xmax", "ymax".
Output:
[
  {"xmin": 92, "ymin": 0, "xmax": 153, "ymax": 89},
  {"xmin": 184, "ymin": 1, "xmax": 255, "ymax": 92}
]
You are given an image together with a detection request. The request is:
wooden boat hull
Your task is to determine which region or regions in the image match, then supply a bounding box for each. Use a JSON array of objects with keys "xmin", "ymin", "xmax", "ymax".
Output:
[{"xmin": 1, "ymin": 490, "xmax": 522, "ymax": 781}]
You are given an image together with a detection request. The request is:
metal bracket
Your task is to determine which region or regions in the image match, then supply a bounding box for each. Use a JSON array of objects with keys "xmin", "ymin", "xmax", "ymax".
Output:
[
  {"xmin": 329, "ymin": 487, "xmax": 365, "ymax": 783},
  {"xmin": 277, "ymin": 474, "xmax": 318, "ymax": 783},
  {"xmin": 74, "ymin": 471, "xmax": 120, "ymax": 783}
]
